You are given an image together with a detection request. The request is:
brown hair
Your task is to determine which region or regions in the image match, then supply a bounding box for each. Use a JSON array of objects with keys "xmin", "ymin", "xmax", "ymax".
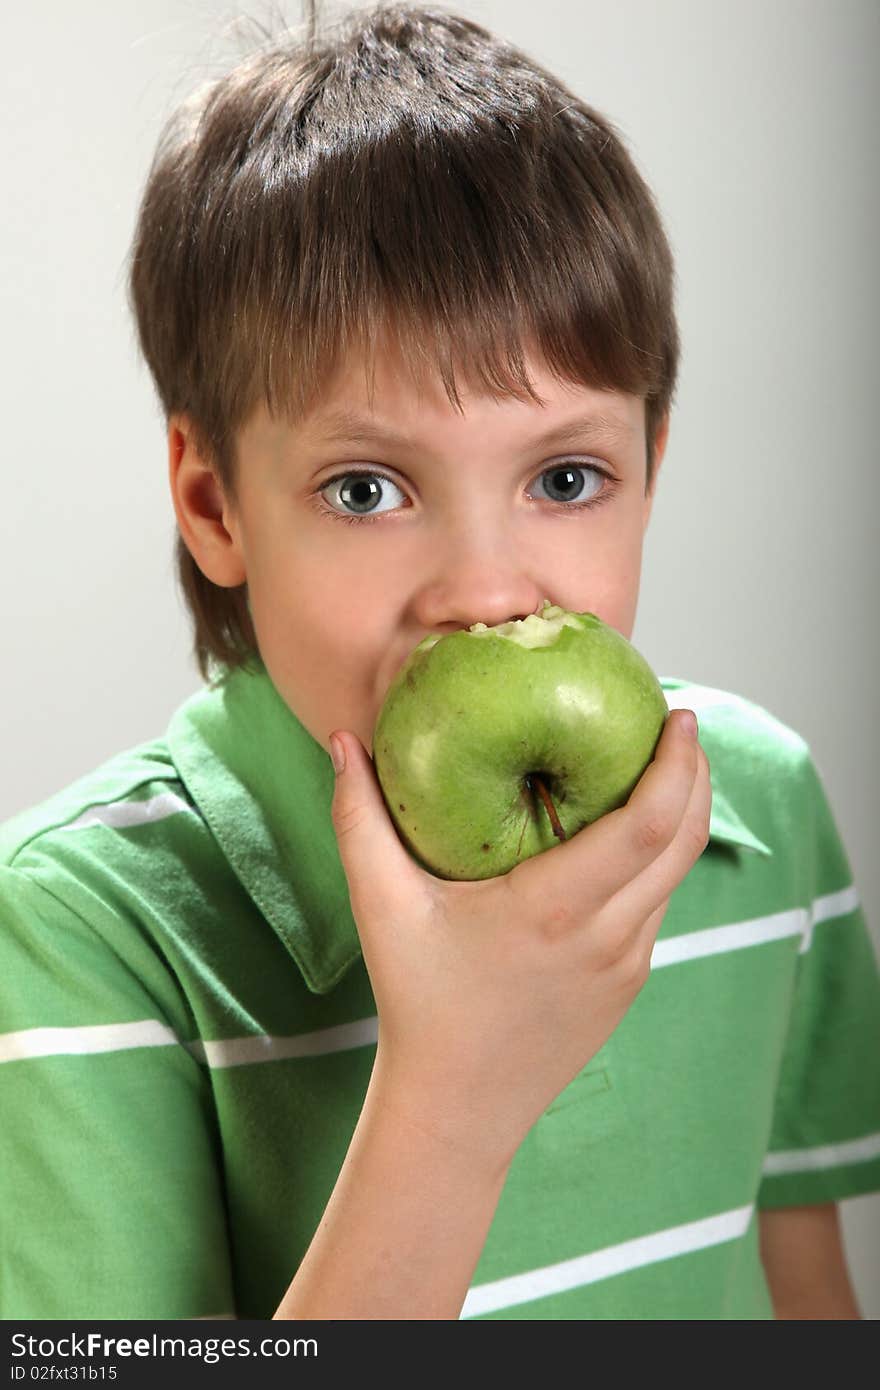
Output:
[{"xmin": 127, "ymin": 3, "xmax": 681, "ymax": 683}]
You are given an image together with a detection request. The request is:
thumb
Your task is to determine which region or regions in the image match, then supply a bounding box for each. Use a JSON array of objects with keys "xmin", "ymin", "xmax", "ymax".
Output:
[{"xmin": 328, "ymin": 730, "xmax": 422, "ymax": 912}]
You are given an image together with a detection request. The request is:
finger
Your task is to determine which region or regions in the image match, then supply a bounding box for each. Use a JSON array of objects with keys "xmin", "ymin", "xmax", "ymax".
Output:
[
  {"xmin": 622, "ymin": 741, "xmax": 712, "ymax": 933},
  {"xmin": 643, "ymin": 896, "xmax": 672, "ymax": 958},
  {"xmin": 510, "ymin": 708, "xmax": 700, "ymax": 910},
  {"xmin": 329, "ymin": 729, "xmax": 425, "ymax": 922}
]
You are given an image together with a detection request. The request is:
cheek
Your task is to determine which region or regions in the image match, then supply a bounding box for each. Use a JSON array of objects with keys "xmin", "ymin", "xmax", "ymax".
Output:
[
  {"xmin": 254, "ymin": 571, "xmax": 379, "ymax": 696},
  {"xmin": 566, "ymin": 530, "xmax": 644, "ymax": 637}
]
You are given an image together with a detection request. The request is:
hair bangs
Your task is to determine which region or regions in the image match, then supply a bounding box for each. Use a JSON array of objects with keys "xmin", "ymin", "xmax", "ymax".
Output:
[{"xmin": 247, "ymin": 91, "xmax": 670, "ymax": 432}]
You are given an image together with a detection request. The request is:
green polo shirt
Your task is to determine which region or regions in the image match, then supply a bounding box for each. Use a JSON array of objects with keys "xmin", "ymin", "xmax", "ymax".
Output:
[{"xmin": 1, "ymin": 658, "xmax": 879, "ymax": 1320}]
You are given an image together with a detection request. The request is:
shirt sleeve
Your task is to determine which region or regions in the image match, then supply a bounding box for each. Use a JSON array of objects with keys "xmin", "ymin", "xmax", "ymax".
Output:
[
  {"xmin": 0, "ymin": 863, "xmax": 237, "ymax": 1318},
  {"xmin": 757, "ymin": 749, "xmax": 880, "ymax": 1209}
]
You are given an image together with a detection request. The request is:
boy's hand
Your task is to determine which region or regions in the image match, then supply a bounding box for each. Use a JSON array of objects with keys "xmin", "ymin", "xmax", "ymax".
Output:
[{"xmin": 329, "ymin": 710, "xmax": 710, "ymax": 1170}]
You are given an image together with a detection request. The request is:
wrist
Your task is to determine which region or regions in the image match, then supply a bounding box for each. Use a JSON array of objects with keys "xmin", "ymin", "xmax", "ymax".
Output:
[
  {"xmin": 366, "ymin": 1043, "xmax": 519, "ymax": 1186},
  {"xmin": 274, "ymin": 1042, "xmax": 514, "ymax": 1320}
]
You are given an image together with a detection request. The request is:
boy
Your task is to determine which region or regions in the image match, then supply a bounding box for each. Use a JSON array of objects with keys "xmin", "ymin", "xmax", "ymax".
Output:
[{"xmin": 1, "ymin": 3, "xmax": 878, "ymax": 1320}]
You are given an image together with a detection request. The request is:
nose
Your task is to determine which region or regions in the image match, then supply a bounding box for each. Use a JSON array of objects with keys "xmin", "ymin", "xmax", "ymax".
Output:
[{"xmin": 412, "ymin": 536, "xmax": 547, "ymax": 633}]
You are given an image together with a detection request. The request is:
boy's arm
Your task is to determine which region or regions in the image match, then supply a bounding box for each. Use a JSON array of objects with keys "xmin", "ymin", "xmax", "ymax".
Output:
[
  {"xmin": 0, "ymin": 866, "xmax": 236, "ymax": 1318},
  {"xmin": 758, "ymin": 1202, "xmax": 862, "ymax": 1319},
  {"xmin": 272, "ymin": 1062, "xmax": 511, "ymax": 1320}
]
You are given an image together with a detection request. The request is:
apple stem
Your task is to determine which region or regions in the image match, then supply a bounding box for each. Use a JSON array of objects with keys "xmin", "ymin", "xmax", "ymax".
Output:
[{"xmin": 529, "ymin": 775, "xmax": 567, "ymax": 842}]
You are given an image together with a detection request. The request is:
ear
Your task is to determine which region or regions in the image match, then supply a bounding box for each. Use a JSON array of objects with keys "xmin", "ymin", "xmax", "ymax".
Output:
[
  {"xmin": 642, "ymin": 409, "xmax": 670, "ymax": 529},
  {"xmin": 167, "ymin": 414, "xmax": 247, "ymax": 588}
]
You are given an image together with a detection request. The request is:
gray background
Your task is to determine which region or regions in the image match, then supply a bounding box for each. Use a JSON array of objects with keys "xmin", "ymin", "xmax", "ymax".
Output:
[{"xmin": 1, "ymin": 0, "xmax": 877, "ymax": 1316}]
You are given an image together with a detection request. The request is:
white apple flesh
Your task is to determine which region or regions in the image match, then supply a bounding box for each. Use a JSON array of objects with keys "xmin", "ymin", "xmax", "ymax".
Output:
[{"xmin": 372, "ymin": 600, "xmax": 669, "ymax": 881}]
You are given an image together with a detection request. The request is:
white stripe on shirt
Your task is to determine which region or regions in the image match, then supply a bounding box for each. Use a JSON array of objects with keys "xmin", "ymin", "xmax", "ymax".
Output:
[
  {"xmin": 186, "ymin": 1016, "xmax": 380, "ymax": 1068},
  {"xmin": 651, "ymin": 885, "xmax": 860, "ymax": 970},
  {"xmin": 460, "ymin": 1203, "xmax": 755, "ymax": 1318},
  {"xmin": 800, "ymin": 885, "xmax": 861, "ymax": 954},
  {"xmin": 56, "ymin": 792, "xmax": 196, "ymax": 832},
  {"xmin": 651, "ymin": 908, "xmax": 807, "ymax": 969},
  {"xmin": 1, "ymin": 891, "xmax": 859, "ymax": 1066},
  {"xmin": 0, "ymin": 1019, "xmax": 182, "ymax": 1064},
  {"xmin": 762, "ymin": 1130, "xmax": 880, "ymax": 1176}
]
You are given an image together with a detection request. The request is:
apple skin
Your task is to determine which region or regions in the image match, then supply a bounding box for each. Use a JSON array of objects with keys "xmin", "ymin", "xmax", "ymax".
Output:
[{"xmin": 372, "ymin": 602, "xmax": 669, "ymax": 881}]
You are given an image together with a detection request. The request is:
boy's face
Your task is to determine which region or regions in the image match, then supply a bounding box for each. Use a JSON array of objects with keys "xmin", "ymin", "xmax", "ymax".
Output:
[{"xmin": 170, "ymin": 339, "xmax": 669, "ymax": 757}]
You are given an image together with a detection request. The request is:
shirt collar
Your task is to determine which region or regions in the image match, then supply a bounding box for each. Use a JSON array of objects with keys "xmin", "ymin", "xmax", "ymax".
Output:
[
  {"xmin": 166, "ymin": 662, "xmax": 771, "ymax": 996},
  {"xmin": 167, "ymin": 658, "xmax": 362, "ymax": 996},
  {"xmin": 662, "ymin": 682, "xmax": 773, "ymax": 858}
]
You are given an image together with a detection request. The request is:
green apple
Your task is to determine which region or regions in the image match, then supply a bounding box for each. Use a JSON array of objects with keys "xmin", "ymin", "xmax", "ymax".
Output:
[{"xmin": 372, "ymin": 600, "xmax": 669, "ymax": 881}]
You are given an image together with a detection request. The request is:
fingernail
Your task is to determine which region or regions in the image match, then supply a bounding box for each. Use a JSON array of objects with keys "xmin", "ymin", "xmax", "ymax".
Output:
[
  {"xmin": 679, "ymin": 711, "xmax": 697, "ymax": 740},
  {"xmin": 330, "ymin": 733, "xmax": 346, "ymax": 774}
]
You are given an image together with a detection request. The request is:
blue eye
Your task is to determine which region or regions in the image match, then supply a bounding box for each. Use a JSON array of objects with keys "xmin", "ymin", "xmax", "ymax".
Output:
[
  {"xmin": 313, "ymin": 461, "xmax": 614, "ymax": 525},
  {"xmin": 319, "ymin": 472, "xmax": 407, "ymax": 518},
  {"xmin": 532, "ymin": 466, "xmax": 602, "ymax": 505}
]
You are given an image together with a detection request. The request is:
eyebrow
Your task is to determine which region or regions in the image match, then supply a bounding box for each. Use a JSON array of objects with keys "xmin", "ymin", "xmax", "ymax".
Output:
[{"xmin": 308, "ymin": 408, "xmax": 635, "ymax": 452}]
